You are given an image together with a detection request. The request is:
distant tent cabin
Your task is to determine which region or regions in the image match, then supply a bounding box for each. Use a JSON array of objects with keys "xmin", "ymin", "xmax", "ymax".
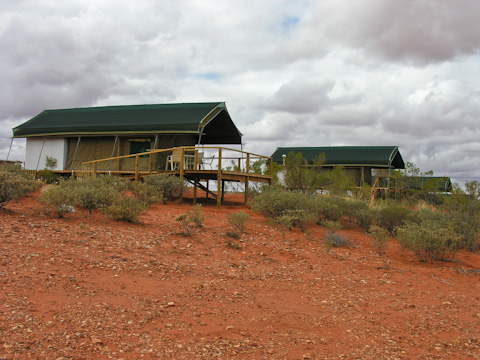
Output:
[
  {"xmin": 12, "ymin": 102, "xmax": 242, "ymax": 172},
  {"xmin": 403, "ymin": 176, "xmax": 453, "ymax": 193},
  {"xmin": 271, "ymin": 146, "xmax": 405, "ymax": 187}
]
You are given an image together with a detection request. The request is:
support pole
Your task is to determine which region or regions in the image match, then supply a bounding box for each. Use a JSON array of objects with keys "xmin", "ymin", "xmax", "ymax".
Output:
[
  {"xmin": 245, "ymin": 153, "xmax": 250, "ymax": 204},
  {"xmin": 135, "ymin": 155, "xmax": 140, "ymax": 182},
  {"xmin": 108, "ymin": 135, "xmax": 119, "ymax": 173},
  {"xmin": 6, "ymin": 137, "xmax": 14, "ymax": 161},
  {"xmin": 35, "ymin": 137, "xmax": 46, "ymax": 179},
  {"xmin": 179, "ymin": 148, "xmax": 185, "ymax": 204},
  {"xmin": 217, "ymin": 148, "xmax": 222, "ymax": 208},
  {"xmin": 71, "ymin": 136, "xmax": 82, "ymax": 177},
  {"xmin": 116, "ymin": 138, "xmax": 121, "ymax": 172},
  {"xmin": 150, "ymin": 134, "xmax": 158, "ymax": 173}
]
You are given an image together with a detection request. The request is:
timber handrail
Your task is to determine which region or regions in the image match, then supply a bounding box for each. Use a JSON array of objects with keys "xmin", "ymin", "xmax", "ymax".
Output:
[{"xmin": 82, "ymin": 145, "xmax": 273, "ymax": 181}]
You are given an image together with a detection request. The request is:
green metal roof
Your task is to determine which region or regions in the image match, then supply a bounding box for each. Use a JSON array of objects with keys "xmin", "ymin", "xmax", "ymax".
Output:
[
  {"xmin": 404, "ymin": 177, "xmax": 452, "ymax": 192},
  {"xmin": 12, "ymin": 102, "xmax": 242, "ymax": 144},
  {"xmin": 271, "ymin": 146, "xmax": 405, "ymax": 169}
]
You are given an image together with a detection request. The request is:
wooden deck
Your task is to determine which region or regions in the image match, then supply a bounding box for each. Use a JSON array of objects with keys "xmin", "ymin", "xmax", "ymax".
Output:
[{"xmin": 74, "ymin": 146, "xmax": 274, "ymax": 207}]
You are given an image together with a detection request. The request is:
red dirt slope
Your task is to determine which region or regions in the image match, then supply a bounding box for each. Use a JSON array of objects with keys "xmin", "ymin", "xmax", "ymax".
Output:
[{"xmin": 1, "ymin": 190, "xmax": 480, "ymax": 359}]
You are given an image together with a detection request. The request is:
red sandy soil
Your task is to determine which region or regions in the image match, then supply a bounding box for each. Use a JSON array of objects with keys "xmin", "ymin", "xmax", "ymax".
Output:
[{"xmin": 1, "ymin": 188, "xmax": 480, "ymax": 360}]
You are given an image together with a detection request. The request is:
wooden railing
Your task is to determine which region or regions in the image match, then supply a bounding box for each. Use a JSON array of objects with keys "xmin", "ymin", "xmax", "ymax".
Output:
[{"xmin": 82, "ymin": 146, "xmax": 273, "ymax": 182}]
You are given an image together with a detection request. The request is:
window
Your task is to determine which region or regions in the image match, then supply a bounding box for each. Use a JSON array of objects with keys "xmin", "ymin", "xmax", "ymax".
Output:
[{"xmin": 129, "ymin": 139, "xmax": 151, "ymax": 158}]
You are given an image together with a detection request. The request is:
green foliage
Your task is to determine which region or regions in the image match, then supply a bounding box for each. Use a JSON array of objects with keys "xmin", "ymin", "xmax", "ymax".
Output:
[
  {"xmin": 38, "ymin": 169, "xmax": 59, "ymax": 184},
  {"xmin": 354, "ymin": 207, "xmax": 376, "ymax": 231},
  {"xmin": 372, "ymin": 201, "xmax": 412, "ymax": 233},
  {"xmin": 189, "ymin": 204, "xmax": 204, "ymax": 228},
  {"xmin": 283, "ymin": 151, "xmax": 326, "ymax": 194},
  {"xmin": 39, "ymin": 183, "xmax": 77, "ymax": 218},
  {"xmin": 0, "ymin": 171, "xmax": 40, "ymax": 209},
  {"xmin": 75, "ymin": 178, "xmax": 120, "ymax": 213},
  {"xmin": 143, "ymin": 174, "xmax": 185, "ymax": 201},
  {"xmin": 396, "ymin": 220, "xmax": 462, "ymax": 262},
  {"xmin": 250, "ymin": 159, "xmax": 269, "ymax": 175},
  {"xmin": 176, "ymin": 204, "xmax": 205, "ymax": 236},
  {"xmin": 448, "ymin": 211, "xmax": 480, "ymax": 252},
  {"xmin": 368, "ymin": 225, "xmax": 390, "ymax": 256},
  {"xmin": 103, "ymin": 196, "xmax": 146, "ymax": 223},
  {"xmin": 130, "ymin": 181, "xmax": 164, "ymax": 206},
  {"xmin": 251, "ymin": 186, "xmax": 317, "ymax": 221},
  {"xmin": 323, "ymin": 231, "xmax": 350, "ymax": 250},
  {"xmin": 465, "ymin": 180, "xmax": 480, "ymax": 201},
  {"xmin": 227, "ymin": 211, "xmax": 250, "ymax": 235},
  {"xmin": 320, "ymin": 166, "xmax": 356, "ymax": 196},
  {"xmin": 320, "ymin": 220, "xmax": 343, "ymax": 232},
  {"xmin": 45, "ymin": 156, "xmax": 58, "ymax": 170}
]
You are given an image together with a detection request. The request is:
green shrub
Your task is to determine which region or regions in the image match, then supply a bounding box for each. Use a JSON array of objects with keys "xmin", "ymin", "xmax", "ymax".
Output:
[
  {"xmin": 449, "ymin": 211, "xmax": 480, "ymax": 252},
  {"xmin": 355, "ymin": 207, "xmax": 376, "ymax": 231},
  {"xmin": 396, "ymin": 220, "xmax": 462, "ymax": 262},
  {"xmin": 143, "ymin": 174, "xmax": 185, "ymax": 201},
  {"xmin": 189, "ymin": 204, "xmax": 204, "ymax": 227},
  {"xmin": 320, "ymin": 220, "xmax": 343, "ymax": 232},
  {"xmin": 227, "ymin": 211, "xmax": 250, "ymax": 234},
  {"xmin": 251, "ymin": 187, "xmax": 317, "ymax": 220},
  {"xmin": 373, "ymin": 201, "xmax": 412, "ymax": 233},
  {"xmin": 176, "ymin": 204, "xmax": 205, "ymax": 236},
  {"xmin": 368, "ymin": 225, "xmax": 390, "ymax": 256},
  {"xmin": 75, "ymin": 181, "xmax": 120, "ymax": 213},
  {"xmin": 38, "ymin": 169, "xmax": 59, "ymax": 184},
  {"xmin": 323, "ymin": 231, "xmax": 351, "ymax": 250},
  {"xmin": 316, "ymin": 196, "xmax": 366, "ymax": 224},
  {"xmin": 103, "ymin": 196, "xmax": 146, "ymax": 223},
  {"xmin": 0, "ymin": 171, "xmax": 40, "ymax": 209},
  {"xmin": 39, "ymin": 184, "xmax": 77, "ymax": 218},
  {"xmin": 130, "ymin": 181, "xmax": 164, "ymax": 206}
]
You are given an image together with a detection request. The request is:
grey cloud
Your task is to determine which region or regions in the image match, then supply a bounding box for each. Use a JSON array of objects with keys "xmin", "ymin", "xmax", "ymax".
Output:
[
  {"xmin": 295, "ymin": 0, "xmax": 480, "ymax": 65},
  {"xmin": 268, "ymin": 78, "xmax": 334, "ymax": 114}
]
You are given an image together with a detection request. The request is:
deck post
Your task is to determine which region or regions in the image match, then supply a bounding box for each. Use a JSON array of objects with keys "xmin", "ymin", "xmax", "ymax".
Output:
[
  {"xmin": 179, "ymin": 147, "xmax": 185, "ymax": 204},
  {"xmin": 193, "ymin": 175, "xmax": 198, "ymax": 205},
  {"xmin": 245, "ymin": 153, "xmax": 250, "ymax": 204},
  {"xmin": 217, "ymin": 148, "xmax": 222, "ymax": 208},
  {"xmin": 93, "ymin": 162, "xmax": 97, "ymax": 177},
  {"xmin": 135, "ymin": 155, "xmax": 140, "ymax": 181}
]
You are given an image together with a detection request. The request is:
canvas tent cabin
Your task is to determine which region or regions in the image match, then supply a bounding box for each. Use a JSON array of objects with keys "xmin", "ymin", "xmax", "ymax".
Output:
[
  {"xmin": 403, "ymin": 176, "xmax": 453, "ymax": 193},
  {"xmin": 271, "ymin": 146, "xmax": 405, "ymax": 187},
  {"xmin": 12, "ymin": 102, "xmax": 242, "ymax": 173}
]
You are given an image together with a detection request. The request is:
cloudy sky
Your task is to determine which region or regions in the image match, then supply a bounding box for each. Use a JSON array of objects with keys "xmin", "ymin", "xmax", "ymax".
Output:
[{"xmin": 1, "ymin": 0, "xmax": 480, "ymax": 185}]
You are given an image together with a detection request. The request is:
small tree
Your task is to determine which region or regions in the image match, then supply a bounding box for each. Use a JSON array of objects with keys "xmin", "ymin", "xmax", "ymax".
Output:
[
  {"xmin": 45, "ymin": 156, "xmax": 58, "ymax": 170},
  {"xmin": 465, "ymin": 180, "xmax": 480, "ymax": 201},
  {"xmin": 283, "ymin": 151, "xmax": 326, "ymax": 194}
]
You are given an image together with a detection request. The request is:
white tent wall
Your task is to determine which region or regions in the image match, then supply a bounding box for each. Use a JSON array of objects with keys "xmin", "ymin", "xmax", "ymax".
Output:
[{"xmin": 25, "ymin": 138, "xmax": 68, "ymax": 171}]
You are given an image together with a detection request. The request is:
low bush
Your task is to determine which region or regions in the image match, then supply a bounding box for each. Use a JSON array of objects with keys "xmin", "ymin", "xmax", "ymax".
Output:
[
  {"xmin": 316, "ymin": 196, "xmax": 366, "ymax": 226},
  {"xmin": 176, "ymin": 204, "xmax": 205, "ymax": 236},
  {"xmin": 38, "ymin": 169, "xmax": 59, "ymax": 184},
  {"xmin": 251, "ymin": 187, "xmax": 317, "ymax": 222},
  {"xmin": 75, "ymin": 182, "xmax": 120, "ymax": 213},
  {"xmin": 449, "ymin": 211, "xmax": 480, "ymax": 252},
  {"xmin": 354, "ymin": 207, "xmax": 376, "ymax": 231},
  {"xmin": 227, "ymin": 211, "xmax": 250, "ymax": 235},
  {"xmin": 373, "ymin": 201, "xmax": 412, "ymax": 233},
  {"xmin": 0, "ymin": 171, "xmax": 40, "ymax": 209},
  {"xmin": 143, "ymin": 174, "xmax": 185, "ymax": 201},
  {"xmin": 103, "ymin": 196, "xmax": 146, "ymax": 223},
  {"xmin": 396, "ymin": 220, "xmax": 462, "ymax": 262},
  {"xmin": 323, "ymin": 231, "xmax": 351, "ymax": 250},
  {"xmin": 130, "ymin": 181, "xmax": 164, "ymax": 206},
  {"xmin": 368, "ymin": 225, "xmax": 390, "ymax": 256},
  {"xmin": 320, "ymin": 219, "xmax": 343, "ymax": 232},
  {"xmin": 39, "ymin": 183, "xmax": 77, "ymax": 218}
]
